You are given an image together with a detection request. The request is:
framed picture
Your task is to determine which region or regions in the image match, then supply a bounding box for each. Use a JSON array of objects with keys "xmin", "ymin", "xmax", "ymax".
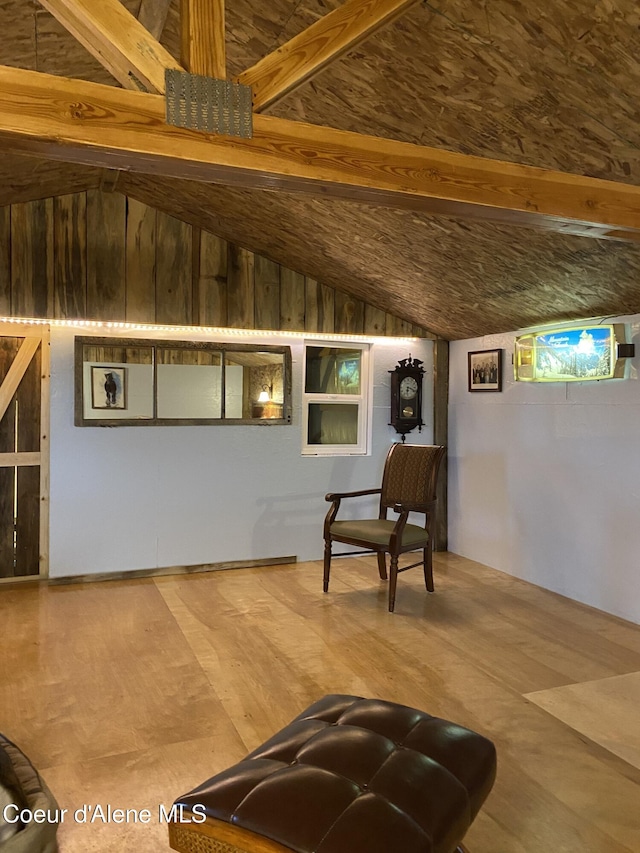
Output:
[
  {"xmin": 468, "ymin": 349, "xmax": 503, "ymax": 392},
  {"xmin": 91, "ymin": 366, "xmax": 127, "ymax": 410}
]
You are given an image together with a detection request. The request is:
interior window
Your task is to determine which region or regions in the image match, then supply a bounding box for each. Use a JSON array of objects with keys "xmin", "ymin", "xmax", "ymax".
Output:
[{"xmin": 302, "ymin": 343, "xmax": 370, "ymax": 455}]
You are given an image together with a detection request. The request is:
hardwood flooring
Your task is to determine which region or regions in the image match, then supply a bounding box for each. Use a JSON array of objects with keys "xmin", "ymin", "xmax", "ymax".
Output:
[
  {"xmin": 1, "ymin": 552, "xmax": 640, "ymax": 852},
  {"xmin": 525, "ymin": 672, "xmax": 640, "ymax": 773}
]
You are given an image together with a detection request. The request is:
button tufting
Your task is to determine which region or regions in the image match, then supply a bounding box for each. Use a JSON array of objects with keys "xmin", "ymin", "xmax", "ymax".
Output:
[{"xmin": 170, "ymin": 694, "xmax": 497, "ymax": 853}]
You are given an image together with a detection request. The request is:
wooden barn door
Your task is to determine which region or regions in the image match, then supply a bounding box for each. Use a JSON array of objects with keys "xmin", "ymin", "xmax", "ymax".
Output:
[{"xmin": 0, "ymin": 326, "xmax": 49, "ymax": 581}]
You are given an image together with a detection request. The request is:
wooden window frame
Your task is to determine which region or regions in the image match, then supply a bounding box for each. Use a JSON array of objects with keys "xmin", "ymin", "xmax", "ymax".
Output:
[{"xmin": 74, "ymin": 336, "xmax": 292, "ymax": 427}]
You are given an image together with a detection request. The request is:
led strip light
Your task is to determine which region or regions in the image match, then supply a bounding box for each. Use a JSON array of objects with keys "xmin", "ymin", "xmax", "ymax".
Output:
[{"xmin": 0, "ymin": 316, "xmax": 420, "ymax": 345}]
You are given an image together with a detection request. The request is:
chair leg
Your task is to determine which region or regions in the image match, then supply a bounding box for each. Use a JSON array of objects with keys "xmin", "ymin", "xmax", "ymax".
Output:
[
  {"xmin": 388, "ymin": 555, "xmax": 399, "ymax": 612},
  {"xmin": 323, "ymin": 540, "xmax": 332, "ymax": 592},
  {"xmin": 377, "ymin": 552, "xmax": 388, "ymax": 580},
  {"xmin": 423, "ymin": 545, "xmax": 434, "ymax": 593}
]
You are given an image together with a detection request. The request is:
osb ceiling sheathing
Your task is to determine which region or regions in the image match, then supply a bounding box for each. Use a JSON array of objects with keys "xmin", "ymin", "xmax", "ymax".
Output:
[{"xmin": 1, "ymin": 0, "xmax": 640, "ymax": 340}]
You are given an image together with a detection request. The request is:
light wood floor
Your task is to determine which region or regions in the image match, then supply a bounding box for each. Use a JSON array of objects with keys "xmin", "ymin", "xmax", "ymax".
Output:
[{"xmin": 1, "ymin": 553, "xmax": 640, "ymax": 853}]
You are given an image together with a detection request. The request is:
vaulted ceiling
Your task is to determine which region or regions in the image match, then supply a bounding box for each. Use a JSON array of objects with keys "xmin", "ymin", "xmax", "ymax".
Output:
[{"xmin": 1, "ymin": 0, "xmax": 640, "ymax": 340}]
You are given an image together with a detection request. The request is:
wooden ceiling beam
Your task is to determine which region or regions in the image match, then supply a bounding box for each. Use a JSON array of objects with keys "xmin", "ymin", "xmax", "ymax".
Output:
[
  {"xmin": 181, "ymin": 0, "xmax": 226, "ymax": 78},
  {"xmin": 138, "ymin": 0, "xmax": 172, "ymax": 41},
  {"xmin": 37, "ymin": 0, "xmax": 181, "ymax": 93},
  {"xmin": 237, "ymin": 0, "xmax": 419, "ymax": 112},
  {"xmin": 1, "ymin": 66, "xmax": 640, "ymax": 242}
]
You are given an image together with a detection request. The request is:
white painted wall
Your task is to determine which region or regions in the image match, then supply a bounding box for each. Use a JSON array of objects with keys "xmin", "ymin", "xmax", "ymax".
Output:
[
  {"xmin": 49, "ymin": 328, "xmax": 434, "ymax": 578},
  {"xmin": 449, "ymin": 315, "xmax": 640, "ymax": 625}
]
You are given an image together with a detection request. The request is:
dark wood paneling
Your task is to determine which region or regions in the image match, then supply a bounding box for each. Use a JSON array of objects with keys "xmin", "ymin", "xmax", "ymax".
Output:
[
  {"xmin": 0, "ymin": 337, "xmax": 18, "ymax": 450},
  {"xmin": 4, "ymin": 189, "xmax": 422, "ymax": 337},
  {"xmin": 0, "ymin": 338, "xmax": 42, "ymax": 577},
  {"xmin": 227, "ymin": 244, "xmax": 254, "ymax": 329},
  {"xmin": 11, "ymin": 199, "xmax": 54, "ymax": 318},
  {"xmin": 0, "ymin": 337, "xmax": 18, "ymax": 577},
  {"xmin": 335, "ymin": 291, "xmax": 364, "ymax": 335},
  {"xmin": 87, "ymin": 190, "xmax": 126, "ymax": 321},
  {"xmin": 364, "ymin": 304, "xmax": 386, "ymax": 335},
  {"xmin": 386, "ymin": 313, "xmax": 413, "ymax": 337},
  {"xmin": 413, "ymin": 324, "xmax": 431, "ymax": 339},
  {"xmin": 254, "ymin": 254, "xmax": 280, "ymax": 331},
  {"xmin": 125, "ymin": 197, "xmax": 157, "ymax": 324},
  {"xmin": 198, "ymin": 230, "xmax": 227, "ymax": 327},
  {"xmin": 155, "ymin": 212, "xmax": 192, "ymax": 325},
  {"xmin": 83, "ymin": 345, "xmax": 153, "ymax": 364},
  {"xmin": 15, "ymin": 466, "xmax": 40, "ymax": 576},
  {"xmin": 191, "ymin": 226, "xmax": 201, "ymax": 326},
  {"xmin": 279, "ymin": 267, "xmax": 305, "ymax": 331},
  {"xmin": 0, "ymin": 206, "xmax": 10, "ymax": 315},
  {"xmin": 305, "ymin": 279, "xmax": 334, "ymax": 334},
  {"xmin": 14, "ymin": 337, "xmax": 41, "ymax": 576},
  {"xmin": 54, "ymin": 193, "xmax": 86, "ymax": 319},
  {"xmin": 16, "ymin": 342, "xmax": 40, "ymax": 454},
  {"xmin": 0, "ymin": 465, "xmax": 15, "ymax": 578}
]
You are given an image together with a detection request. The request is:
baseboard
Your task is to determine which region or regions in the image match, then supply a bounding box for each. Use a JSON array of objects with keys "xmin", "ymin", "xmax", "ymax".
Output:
[{"xmin": 42, "ymin": 556, "xmax": 298, "ymax": 587}]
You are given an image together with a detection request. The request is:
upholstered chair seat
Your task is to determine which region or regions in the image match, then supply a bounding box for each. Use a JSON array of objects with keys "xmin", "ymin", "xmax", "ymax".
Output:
[{"xmin": 329, "ymin": 519, "xmax": 431, "ymax": 548}]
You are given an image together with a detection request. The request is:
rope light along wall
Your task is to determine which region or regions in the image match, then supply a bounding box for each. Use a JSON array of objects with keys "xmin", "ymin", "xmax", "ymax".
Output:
[{"xmin": 0, "ymin": 317, "xmax": 419, "ymax": 345}]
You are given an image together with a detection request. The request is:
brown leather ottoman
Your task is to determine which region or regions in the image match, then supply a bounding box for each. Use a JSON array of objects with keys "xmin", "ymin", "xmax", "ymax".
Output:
[{"xmin": 168, "ymin": 695, "xmax": 496, "ymax": 853}]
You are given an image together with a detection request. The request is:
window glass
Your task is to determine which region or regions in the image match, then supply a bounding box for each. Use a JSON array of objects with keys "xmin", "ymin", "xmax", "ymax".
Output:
[
  {"xmin": 81, "ymin": 343, "xmax": 154, "ymax": 421},
  {"xmin": 157, "ymin": 349, "xmax": 222, "ymax": 419},
  {"xmin": 302, "ymin": 342, "xmax": 369, "ymax": 455},
  {"xmin": 307, "ymin": 403, "xmax": 359, "ymax": 445},
  {"xmin": 305, "ymin": 347, "xmax": 361, "ymax": 395},
  {"xmin": 225, "ymin": 351, "xmax": 285, "ymax": 419}
]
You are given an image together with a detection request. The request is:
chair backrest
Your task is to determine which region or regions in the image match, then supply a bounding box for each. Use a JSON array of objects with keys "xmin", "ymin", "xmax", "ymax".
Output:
[{"xmin": 380, "ymin": 444, "xmax": 446, "ymax": 513}]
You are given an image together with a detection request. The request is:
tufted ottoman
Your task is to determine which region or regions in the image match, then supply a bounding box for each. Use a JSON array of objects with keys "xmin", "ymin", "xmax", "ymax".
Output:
[{"xmin": 168, "ymin": 695, "xmax": 496, "ymax": 853}]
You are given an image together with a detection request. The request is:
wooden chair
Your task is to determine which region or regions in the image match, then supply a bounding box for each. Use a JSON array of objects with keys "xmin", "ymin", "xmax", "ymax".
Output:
[{"xmin": 323, "ymin": 443, "xmax": 446, "ymax": 612}]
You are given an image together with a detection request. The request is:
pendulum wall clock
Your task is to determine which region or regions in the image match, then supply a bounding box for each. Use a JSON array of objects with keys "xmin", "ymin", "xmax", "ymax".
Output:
[{"xmin": 389, "ymin": 357, "xmax": 425, "ymax": 441}]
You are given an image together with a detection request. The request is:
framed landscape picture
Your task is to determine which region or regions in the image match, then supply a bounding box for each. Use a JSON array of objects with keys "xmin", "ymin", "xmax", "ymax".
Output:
[{"xmin": 468, "ymin": 349, "xmax": 503, "ymax": 392}]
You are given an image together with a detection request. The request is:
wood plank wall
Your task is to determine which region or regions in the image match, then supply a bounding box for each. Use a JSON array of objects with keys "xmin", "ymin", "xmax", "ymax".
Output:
[
  {"xmin": 0, "ymin": 337, "xmax": 41, "ymax": 578},
  {"xmin": 0, "ymin": 191, "xmax": 430, "ymax": 338}
]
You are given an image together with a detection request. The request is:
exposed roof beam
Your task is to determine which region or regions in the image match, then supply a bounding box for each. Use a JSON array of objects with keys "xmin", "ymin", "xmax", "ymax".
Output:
[
  {"xmin": 37, "ymin": 0, "xmax": 181, "ymax": 93},
  {"xmin": 237, "ymin": 0, "xmax": 420, "ymax": 112},
  {"xmin": 1, "ymin": 66, "xmax": 640, "ymax": 242},
  {"xmin": 138, "ymin": 0, "xmax": 172, "ymax": 41},
  {"xmin": 181, "ymin": 0, "xmax": 226, "ymax": 78}
]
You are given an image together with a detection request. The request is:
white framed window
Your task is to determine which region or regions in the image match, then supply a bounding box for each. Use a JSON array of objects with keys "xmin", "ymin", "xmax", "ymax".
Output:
[{"xmin": 302, "ymin": 341, "xmax": 371, "ymax": 455}]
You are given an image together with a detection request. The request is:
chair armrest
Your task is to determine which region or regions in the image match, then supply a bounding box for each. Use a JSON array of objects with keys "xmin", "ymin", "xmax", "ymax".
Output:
[
  {"xmin": 388, "ymin": 501, "xmax": 437, "ymax": 549},
  {"xmin": 389, "ymin": 508, "xmax": 410, "ymax": 549},
  {"xmin": 324, "ymin": 488, "xmax": 381, "ymax": 535},
  {"xmin": 325, "ymin": 487, "xmax": 381, "ymax": 502}
]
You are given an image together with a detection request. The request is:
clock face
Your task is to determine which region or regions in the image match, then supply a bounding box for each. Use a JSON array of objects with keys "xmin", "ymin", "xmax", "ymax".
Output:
[{"xmin": 399, "ymin": 376, "xmax": 418, "ymax": 400}]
